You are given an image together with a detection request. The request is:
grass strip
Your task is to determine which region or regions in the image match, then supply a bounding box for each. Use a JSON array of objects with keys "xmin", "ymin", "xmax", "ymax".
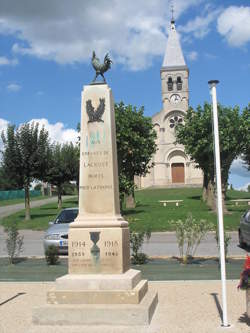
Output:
[{"xmin": 0, "ymin": 257, "xmax": 244, "ymax": 282}]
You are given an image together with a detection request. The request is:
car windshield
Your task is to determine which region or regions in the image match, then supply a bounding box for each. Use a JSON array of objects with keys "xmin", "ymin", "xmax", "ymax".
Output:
[{"xmin": 55, "ymin": 209, "xmax": 78, "ymax": 223}]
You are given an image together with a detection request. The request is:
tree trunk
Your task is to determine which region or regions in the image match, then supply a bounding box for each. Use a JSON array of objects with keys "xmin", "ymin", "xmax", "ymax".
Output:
[
  {"xmin": 221, "ymin": 182, "xmax": 228, "ymax": 214},
  {"xmin": 76, "ymin": 178, "xmax": 79, "ymax": 202},
  {"xmin": 49, "ymin": 183, "xmax": 52, "ymax": 197},
  {"xmin": 125, "ymin": 192, "xmax": 135, "ymax": 209},
  {"xmin": 57, "ymin": 185, "xmax": 62, "ymax": 209},
  {"xmin": 24, "ymin": 183, "xmax": 31, "ymax": 220},
  {"xmin": 202, "ymin": 173, "xmax": 209, "ymax": 202},
  {"xmin": 41, "ymin": 183, "xmax": 45, "ymax": 196},
  {"xmin": 206, "ymin": 180, "xmax": 216, "ymax": 211}
]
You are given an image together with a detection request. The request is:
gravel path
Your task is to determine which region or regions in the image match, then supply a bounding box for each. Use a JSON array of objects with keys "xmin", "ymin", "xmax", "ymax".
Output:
[{"xmin": 0, "ymin": 280, "xmax": 249, "ymax": 333}]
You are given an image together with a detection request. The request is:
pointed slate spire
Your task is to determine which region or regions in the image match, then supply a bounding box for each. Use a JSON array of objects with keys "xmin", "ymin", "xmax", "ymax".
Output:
[{"xmin": 162, "ymin": 20, "xmax": 186, "ymax": 68}]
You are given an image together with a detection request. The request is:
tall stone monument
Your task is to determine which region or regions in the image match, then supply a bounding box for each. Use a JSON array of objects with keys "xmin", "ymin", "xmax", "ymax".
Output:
[{"xmin": 33, "ymin": 56, "xmax": 157, "ymax": 326}]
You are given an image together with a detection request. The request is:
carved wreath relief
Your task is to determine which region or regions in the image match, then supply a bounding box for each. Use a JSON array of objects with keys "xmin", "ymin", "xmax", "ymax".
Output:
[{"xmin": 86, "ymin": 98, "xmax": 105, "ymax": 123}]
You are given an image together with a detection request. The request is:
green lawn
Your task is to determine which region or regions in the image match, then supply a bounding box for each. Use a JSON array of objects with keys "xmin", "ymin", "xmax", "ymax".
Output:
[
  {"xmin": 124, "ymin": 188, "xmax": 250, "ymax": 232},
  {"xmin": 0, "ymin": 195, "xmax": 50, "ymax": 207},
  {"xmin": 0, "ymin": 188, "xmax": 249, "ymax": 231}
]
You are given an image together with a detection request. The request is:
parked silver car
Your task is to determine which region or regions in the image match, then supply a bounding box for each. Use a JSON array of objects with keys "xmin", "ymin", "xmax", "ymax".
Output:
[
  {"xmin": 43, "ymin": 208, "xmax": 78, "ymax": 254},
  {"xmin": 239, "ymin": 209, "xmax": 250, "ymax": 247}
]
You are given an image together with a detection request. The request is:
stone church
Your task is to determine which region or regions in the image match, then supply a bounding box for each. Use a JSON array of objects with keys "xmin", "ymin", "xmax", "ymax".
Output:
[{"xmin": 138, "ymin": 19, "xmax": 203, "ymax": 188}]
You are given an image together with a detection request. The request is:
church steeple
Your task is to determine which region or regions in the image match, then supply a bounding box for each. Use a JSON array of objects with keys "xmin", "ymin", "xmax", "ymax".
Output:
[
  {"xmin": 162, "ymin": 19, "xmax": 187, "ymax": 69},
  {"xmin": 160, "ymin": 18, "xmax": 189, "ymax": 113}
]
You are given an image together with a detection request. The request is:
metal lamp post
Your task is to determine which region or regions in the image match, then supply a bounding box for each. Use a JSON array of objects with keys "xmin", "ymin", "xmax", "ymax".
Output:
[{"xmin": 208, "ymin": 80, "xmax": 229, "ymax": 327}]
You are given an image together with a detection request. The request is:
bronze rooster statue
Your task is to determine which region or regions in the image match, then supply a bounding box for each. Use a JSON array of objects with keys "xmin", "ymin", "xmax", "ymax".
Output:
[{"xmin": 91, "ymin": 51, "xmax": 112, "ymax": 83}]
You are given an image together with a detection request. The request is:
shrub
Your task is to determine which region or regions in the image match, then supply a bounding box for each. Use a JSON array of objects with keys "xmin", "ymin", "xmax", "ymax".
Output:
[
  {"xmin": 5, "ymin": 223, "xmax": 24, "ymax": 264},
  {"xmin": 173, "ymin": 213, "xmax": 213, "ymax": 264},
  {"xmin": 45, "ymin": 245, "xmax": 59, "ymax": 265},
  {"xmin": 130, "ymin": 229, "xmax": 151, "ymax": 264},
  {"xmin": 62, "ymin": 182, "xmax": 76, "ymax": 195},
  {"xmin": 215, "ymin": 228, "xmax": 231, "ymax": 262}
]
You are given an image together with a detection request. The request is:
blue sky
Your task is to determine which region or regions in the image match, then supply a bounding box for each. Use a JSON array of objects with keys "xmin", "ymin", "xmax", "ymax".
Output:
[{"xmin": 0, "ymin": 0, "xmax": 249, "ymax": 189}]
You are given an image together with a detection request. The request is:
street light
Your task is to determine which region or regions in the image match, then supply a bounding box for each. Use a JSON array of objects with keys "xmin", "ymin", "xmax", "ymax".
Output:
[{"xmin": 208, "ymin": 80, "xmax": 230, "ymax": 327}]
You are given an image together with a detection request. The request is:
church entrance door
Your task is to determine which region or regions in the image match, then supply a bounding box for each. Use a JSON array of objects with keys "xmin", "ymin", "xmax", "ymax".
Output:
[{"xmin": 171, "ymin": 163, "xmax": 185, "ymax": 183}]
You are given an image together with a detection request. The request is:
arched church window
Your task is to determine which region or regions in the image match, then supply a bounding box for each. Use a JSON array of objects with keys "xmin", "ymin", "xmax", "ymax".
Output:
[
  {"xmin": 177, "ymin": 76, "xmax": 182, "ymax": 90},
  {"xmin": 167, "ymin": 77, "xmax": 173, "ymax": 91},
  {"xmin": 169, "ymin": 115, "xmax": 183, "ymax": 128}
]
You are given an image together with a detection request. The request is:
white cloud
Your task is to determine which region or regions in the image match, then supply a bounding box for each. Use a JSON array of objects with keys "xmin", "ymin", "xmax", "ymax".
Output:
[
  {"xmin": 179, "ymin": 7, "xmax": 221, "ymax": 39},
  {"xmin": 6, "ymin": 83, "xmax": 21, "ymax": 92},
  {"xmin": 217, "ymin": 6, "xmax": 250, "ymax": 47},
  {"xmin": 0, "ymin": 56, "xmax": 18, "ymax": 66},
  {"xmin": 229, "ymin": 158, "xmax": 250, "ymax": 178},
  {"xmin": 0, "ymin": 118, "xmax": 10, "ymax": 153},
  {"xmin": 29, "ymin": 118, "xmax": 78, "ymax": 144},
  {"xmin": 237, "ymin": 182, "xmax": 250, "ymax": 192},
  {"xmin": 0, "ymin": 0, "xmax": 204, "ymax": 70},
  {"xmin": 0, "ymin": 117, "xmax": 78, "ymax": 159},
  {"xmin": 0, "ymin": 118, "xmax": 9, "ymax": 134},
  {"xmin": 187, "ymin": 50, "xmax": 198, "ymax": 61},
  {"xmin": 0, "ymin": 117, "xmax": 78, "ymax": 150}
]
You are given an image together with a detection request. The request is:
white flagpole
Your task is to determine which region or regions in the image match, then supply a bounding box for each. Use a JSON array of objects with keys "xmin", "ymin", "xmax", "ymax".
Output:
[{"xmin": 208, "ymin": 80, "xmax": 229, "ymax": 327}]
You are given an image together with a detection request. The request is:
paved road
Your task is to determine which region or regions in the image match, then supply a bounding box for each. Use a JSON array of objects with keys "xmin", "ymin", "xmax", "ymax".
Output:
[
  {"xmin": 141, "ymin": 231, "xmax": 248, "ymax": 257},
  {"xmin": 0, "ymin": 229, "xmax": 248, "ymax": 257},
  {"xmin": 0, "ymin": 195, "xmax": 75, "ymax": 219}
]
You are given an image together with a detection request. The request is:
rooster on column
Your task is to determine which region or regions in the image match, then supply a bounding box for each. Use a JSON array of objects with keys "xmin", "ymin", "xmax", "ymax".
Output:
[{"xmin": 91, "ymin": 51, "xmax": 112, "ymax": 83}]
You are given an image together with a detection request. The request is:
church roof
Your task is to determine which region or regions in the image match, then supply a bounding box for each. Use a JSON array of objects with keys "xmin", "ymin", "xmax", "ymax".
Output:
[{"xmin": 162, "ymin": 20, "xmax": 186, "ymax": 68}]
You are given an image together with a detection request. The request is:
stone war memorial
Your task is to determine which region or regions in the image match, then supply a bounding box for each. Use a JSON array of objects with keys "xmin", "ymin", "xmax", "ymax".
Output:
[{"xmin": 33, "ymin": 52, "xmax": 158, "ymax": 326}]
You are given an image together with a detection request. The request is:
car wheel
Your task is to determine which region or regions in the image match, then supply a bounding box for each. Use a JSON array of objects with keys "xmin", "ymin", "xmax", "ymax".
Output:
[{"xmin": 239, "ymin": 230, "xmax": 246, "ymax": 248}]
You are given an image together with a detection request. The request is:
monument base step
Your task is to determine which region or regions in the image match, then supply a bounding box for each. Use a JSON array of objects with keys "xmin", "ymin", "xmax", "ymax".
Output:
[
  {"xmin": 33, "ymin": 290, "xmax": 158, "ymax": 326},
  {"xmin": 55, "ymin": 269, "xmax": 141, "ymax": 290},
  {"xmin": 48, "ymin": 279, "xmax": 148, "ymax": 305}
]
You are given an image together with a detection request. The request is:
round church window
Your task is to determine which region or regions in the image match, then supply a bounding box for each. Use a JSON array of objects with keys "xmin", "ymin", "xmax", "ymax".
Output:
[{"xmin": 169, "ymin": 116, "xmax": 183, "ymax": 128}]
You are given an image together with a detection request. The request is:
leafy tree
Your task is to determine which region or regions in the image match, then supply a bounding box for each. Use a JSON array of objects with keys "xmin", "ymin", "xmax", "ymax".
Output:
[
  {"xmin": 45, "ymin": 142, "xmax": 79, "ymax": 208},
  {"xmin": 0, "ymin": 166, "xmax": 20, "ymax": 190},
  {"xmin": 241, "ymin": 105, "xmax": 250, "ymax": 170},
  {"xmin": 1, "ymin": 123, "xmax": 50, "ymax": 219},
  {"xmin": 115, "ymin": 102, "xmax": 157, "ymax": 207},
  {"xmin": 176, "ymin": 103, "xmax": 244, "ymax": 210}
]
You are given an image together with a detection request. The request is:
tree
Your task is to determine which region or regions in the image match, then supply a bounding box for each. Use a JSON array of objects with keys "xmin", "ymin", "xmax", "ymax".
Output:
[
  {"xmin": 115, "ymin": 102, "xmax": 157, "ymax": 207},
  {"xmin": 1, "ymin": 123, "xmax": 50, "ymax": 219},
  {"xmin": 176, "ymin": 102, "xmax": 244, "ymax": 210},
  {"xmin": 241, "ymin": 104, "xmax": 250, "ymax": 170},
  {"xmin": 45, "ymin": 142, "xmax": 79, "ymax": 208},
  {"xmin": 0, "ymin": 166, "xmax": 20, "ymax": 190}
]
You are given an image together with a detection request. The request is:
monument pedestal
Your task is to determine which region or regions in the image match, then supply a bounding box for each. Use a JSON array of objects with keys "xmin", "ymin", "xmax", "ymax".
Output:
[
  {"xmin": 32, "ymin": 82, "xmax": 157, "ymax": 326},
  {"xmin": 33, "ymin": 269, "xmax": 157, "ymax": 325}
]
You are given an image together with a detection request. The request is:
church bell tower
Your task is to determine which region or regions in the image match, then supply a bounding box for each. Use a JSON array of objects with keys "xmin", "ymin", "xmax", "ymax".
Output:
[
  {"xmin": 137, "ymin": 17, "xmax": 203, "ymax": 188},
  {"xmin": 161, "ymin": 19, "xmax": 189, "ymax": 117}
]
